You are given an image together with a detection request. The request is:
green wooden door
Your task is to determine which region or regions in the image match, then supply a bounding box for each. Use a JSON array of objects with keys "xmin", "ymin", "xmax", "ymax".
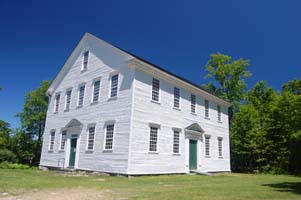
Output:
[
  {"xmin": 189, "ymin": 140, "xmax": 197, "ymax": 170},
  {"xmin": 69, "ymin": 138, "xmax": 77, "ymax": 167}
]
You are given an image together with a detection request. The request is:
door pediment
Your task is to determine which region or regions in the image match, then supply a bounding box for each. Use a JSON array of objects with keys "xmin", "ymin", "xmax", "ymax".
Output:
[{"xmin": 185, "ymin": 123, "xmax": 204, "ymax": 140}]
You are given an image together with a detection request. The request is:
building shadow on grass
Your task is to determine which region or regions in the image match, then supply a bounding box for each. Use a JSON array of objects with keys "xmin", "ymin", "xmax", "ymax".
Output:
[{"xmin": 262, "ymin": 182, "xmax": 301, "ymax": 195}]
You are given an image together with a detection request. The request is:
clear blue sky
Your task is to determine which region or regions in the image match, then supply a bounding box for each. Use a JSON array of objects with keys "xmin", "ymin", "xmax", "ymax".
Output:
[{"xmin": 0, "ymin": 0, "xmax": 300, "ymax": 128}]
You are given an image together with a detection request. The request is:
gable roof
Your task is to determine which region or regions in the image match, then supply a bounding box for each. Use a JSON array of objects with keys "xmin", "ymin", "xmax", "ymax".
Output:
[{"xmin": 47, "ymin": 32, "xmax": 231, "ymax": 107}]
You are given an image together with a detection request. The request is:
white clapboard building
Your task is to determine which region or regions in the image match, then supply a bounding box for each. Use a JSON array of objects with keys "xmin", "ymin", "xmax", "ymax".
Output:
[{"xmin": 40, "ymin": 33, "xmax": 231, "ymax": 175}]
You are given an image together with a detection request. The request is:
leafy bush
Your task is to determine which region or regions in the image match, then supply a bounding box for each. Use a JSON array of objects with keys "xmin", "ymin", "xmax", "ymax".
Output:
[
  {"xmin": 0, "ymin": 149, "xmax": 16, "ymax": 163},
  {"xmin": 0, "ymin": 161, "xmax": 30, "ymax": 169}
]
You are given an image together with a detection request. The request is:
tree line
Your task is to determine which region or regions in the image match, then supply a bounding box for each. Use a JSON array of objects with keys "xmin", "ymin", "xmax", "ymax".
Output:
[{"xmin": 0, "ymin": 54, "xmax": 300, "ymax": 174}]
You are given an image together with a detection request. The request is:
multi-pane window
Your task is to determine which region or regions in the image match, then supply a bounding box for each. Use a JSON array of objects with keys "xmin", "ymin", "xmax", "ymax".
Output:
[
  {"xmin": 82, "ymin": 51, "xmax": 89, "ymax": 70},
  {"xmin": 173, "ymin": 131, "xmax": 180, "ymax": 153},
  {"xmin": 105, "ymin": 124, "xmax": 114, "ymax": 150},
  {"xmin": 92, "ymin": 80, "xmax": 100, "ymax": 102},
  {"xmin": 60, "ymin": 130, "xmax": 67, "ymax": 150},
  {"xmin": 149, "ymin": 127, "xmax": 158, "ymax": 152},
  {"xmin": 218, "ymin": 137, "xmax": 223, "ymax": 157},
  {"xmin": 191, "ymin": 94, "xmax": 196, "ymax": 113},
  {"xmin": 49, "ymin": 131, "xmax": 55, "ymax": 151},
  {"xmin": 205, "ymin": 135, "xmax": 210, "ymax": 156},
  {"xmin": 205, "ymin": 100, "xmax": 210, "ymax": 118},
  {"xmin": 110, "ymin": 74, "xmax": 119, "ymax": 98},
  {"xmin": 65, "ymin": 90, "xmax": 72, "ymax": 110},
  {"xmin": 173, "ymin": 87, "xmax": 180, "ymax": 108},
  {"xmin": 152, "ymin": 78, "xmax": 160, "ymax": 102},
  {"xmin": 87, "ymin": 126, "xmax": 95, "ymax": 150},
  {"xmin": 54, "ymin": 94, "xmax": 60, "ymax": 112},
  {"xmin": 217, "ymin": 105, "xmax": 222, "ymax": 122},
  {"xmin": 78, "ymin": 85, "xmax": 85, "ymax": 106}
]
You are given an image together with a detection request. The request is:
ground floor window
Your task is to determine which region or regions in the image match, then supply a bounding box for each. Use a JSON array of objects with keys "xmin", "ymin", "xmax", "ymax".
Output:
[
  {"xmin": 173, "ymin": 131, "xmax": 180, "ymax": 153},
  {"xmin": 105, "ymin": 124, "xmax": 114, "ymax": 150},
  {"xmin": 87, "ymin": 126, "xmax": 95, "ymax": 150},
  {"xmin": 49, "ymin": 130, "xmax": 55, "ymax": 151},
  {"xmin": 149, "ymin": 127, "xmax": 158, "ymax": 152},
  {"xmin": 218, "ymin": 137, "xmax": 223, "ymax": 157},
  {"xmin": 60, "ymin": 130, "xmax": 67, "ymax": 150},
  {"xmin": 205, "ymin": 135, "xmax": 210, "ymax": 156}
]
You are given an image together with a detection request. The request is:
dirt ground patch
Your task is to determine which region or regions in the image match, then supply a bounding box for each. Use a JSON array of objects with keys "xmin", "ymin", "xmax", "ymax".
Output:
[{"xmin": 0, "ymin": 188, "xmax": 120, "ymax": 200}]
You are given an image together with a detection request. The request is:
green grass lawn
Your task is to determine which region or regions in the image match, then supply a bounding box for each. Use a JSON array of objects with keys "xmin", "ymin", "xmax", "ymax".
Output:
[{"xmin": 0, "ymin": 169, "xmax": 300, "ymax": 200}]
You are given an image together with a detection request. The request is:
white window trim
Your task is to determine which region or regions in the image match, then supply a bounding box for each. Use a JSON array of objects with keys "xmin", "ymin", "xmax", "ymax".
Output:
[
  {"xmin": 64, "ymin": 88, "xmax": 72, "ymax": 111},
  {"xmin": 108, "ymin": 72, "xmax": 119, "ymax": 99},
  {"xmin": 173, "ymin": 87, "xmax": 181, "ymax": 110},
  {"xmin": 151, "ymin": 78, "xmax": 160, "ymax": 104},
  {"xmin": 204, "ymin": 134, "xmax": 211, "ymax": 157},
  {"xmin": 91, "ymin": 77, "xmax": 102, "ymax": 104},
  {"xmin": 103, "ymin": 121, "xmax": 116, "ymax": 151},
  {"xmin": 204, "ymin": 99, "xmax": 210, "ymax": 119},
  {"xmin": 59, "ymin": 129, "xmax": 67, "ymax": 151},
  {"xmin": 53, "ymin": 92, "xmax": 61, "ymax": 113},
  {"xmin": 172, "ymin": 128, "xmax": 181, "ymax": 155},
  {"xmin": 190, "ymin": 94, "xmax": 197, "ymax": 114},
  {"xmin": 48, "ymin": 129, "xmax": 56, "ymax": 151},
  {"xmin": 148, "ymin": 123, "xmax": 160, "ymax": 154},
  {"xmin": 77, "ymin": 83, "xmax": 86, "ymax": 108},
  {"xmin": 217, "ymin": 105, "xmax": 222, "ymax": 123},
  {"xmin": 81, "ymin": 50, "xmax": 89, "ymax": 72},
  {"xmin": 86, "ymin": 123, "xmax": 96, "ymax": 151},
  {"xmin": 218, "ymin": 137, "xmax": 223, "ymax": 158}
]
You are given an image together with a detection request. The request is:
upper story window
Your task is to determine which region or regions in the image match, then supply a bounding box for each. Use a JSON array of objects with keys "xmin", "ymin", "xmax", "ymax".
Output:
[
  {"xmin": 173, "ymin": 87, "xmax": 180, "ymax": 109},
  {"xmin": 152, "ymin": 78, "xmax": 160, "ymax": 102},
  {"xmin": 173, "ymin": 130, "xmax": 180, "ymax": 154},
  {"xmin": 110, "ymin": 74, "xmax": 119, "ymax": 98},
  {"xmin": 149, "ymin": 126, "xmax": 158, "ymax": 152},
  {"xmin": 54, "ymin": 94, "xmax": 60, "ymax": 113},
  {"xmin": 105, "ymin": 124, "xmax": 114, "ymax": 150},
  {"xmin": 205, "ymin": 100, "xmax": 210, "ymax": 118},
  {"xmin": 82, "ymin": 51, "xmax": 89, "ymax": 70},
  {"xmin": 92, "ymin": 80, "xmax": 101, "ymax": 103},
  {"xmin": 218, "ymin": 137, "xmax": 223, "ymax": 157},
  {"xmin": 78, "ymin": 85, "xmax": 85, "ymax": 107},
  {"xmin": 65, "ymin": 90, "xmax": 72, "ymax": 110},
  {"xmin": 217, "ymin": 105, "xmax": 222, "ymax": 122},
  {"xmin": 205, "ymin": 135, "xmax": 210, "ymax": 156},
  {"xmin": 60, "ymin": 130, "xmax": 67, "ymax": 150},
  {"xmin": 191, "ymin": 94, "xmax": 196, "ymax": 114},
  {"xmin": 87, "ymin": 126, "xmax": 95, "ymax": 151},
  {"xmin": 49, "ymin": 130, "xmax": 55, "ymax": 151}
]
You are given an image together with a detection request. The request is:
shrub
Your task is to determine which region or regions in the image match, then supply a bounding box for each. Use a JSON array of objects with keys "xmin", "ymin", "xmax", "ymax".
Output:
[
  {"xmin": 0, "ymin": 149, "xmax": 17, "ymax": 163},
  {"xmin": 0, "ymin": 161, "xmax": 30, "ymax": 169}
]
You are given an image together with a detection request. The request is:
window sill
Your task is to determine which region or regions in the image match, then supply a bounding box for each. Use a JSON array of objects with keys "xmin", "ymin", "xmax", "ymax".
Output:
[
  {"xmin": 172, "ymin": 153, "xmax": 181, "ymax": 156},
  {"xmin": 53, "ymin": 111, "xmax": 58, "ymax": 114},
  {"xmin": 148, "ymin": 151, "xmax": 159, "ymax": 154},
  {"xmin": 48, "ymin": 150, "xmax": 54, "ymax": 153},
  {"xmin": 76, "ymin": 105, "xmax": 83, "ymax": 109},
  {"xmin": 173, "ymin": 107, "xmax": 181, "ymax": 111},
  {"xmin": 85, "ymin": 150, "xmax": 94, "ymax": 153},
  {"xmin": 218, "ymin": 156, "xmax": 223, "ymax": 159},
  {"xmin": 64, "ymin": 109, "xmax": 70, "ymax": 112},
  {"xmin": 150, "ymin": 100, "xmax": 160, "ymax": 105},
  {"xmin": 204, "ymin": 117, "xmax": 210, "ymax": 120},
  {"xmin": 103, "ymin": 149, "xmax": 113, "ymax": 153},
  {"xmin": 218, "ymin": 121, "xmax": 222, "ymax": 124},
  {"xmin": 58, "ymin": 150, "xmax": 65, "ymax": 153},
  {"xmin": 80, "ymin": 68, "xmax": 88, "ymax": 73},
  {"xmin": 190, "ymin": 112, "xmax": 197, "ymax": 116},
  {"xmin": 90, "ymin": 101, "xmax": 99, "ymax": 105},
  {"xmin": 108, "ymin": 96, "xmax": 118, "ymax": 101},
  {"xmin": 205, "ymin": 156, "xmax": 211, "ymax": 158}
]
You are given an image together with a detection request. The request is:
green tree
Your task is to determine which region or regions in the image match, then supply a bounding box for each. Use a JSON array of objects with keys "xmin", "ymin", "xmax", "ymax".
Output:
[
  {"xmin": 17, "ymin": 80, "xmax": 51, "ymax": 164},
  {"xmin": 203, "ymin": 53, "xmax": 251, "ymax": 119},
  {"xmin": 0, "ymin": 120, "xmax": 11, "ymax": 149}
]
